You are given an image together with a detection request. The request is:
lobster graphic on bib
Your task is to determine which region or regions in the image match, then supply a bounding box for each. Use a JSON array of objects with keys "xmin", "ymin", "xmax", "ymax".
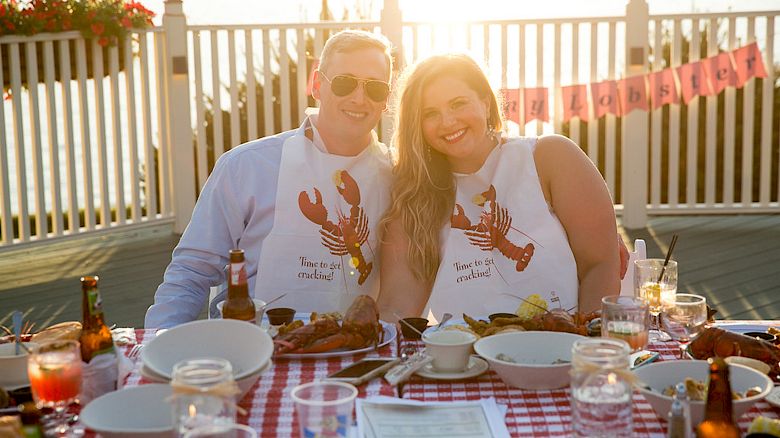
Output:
[
  {"xmin": 298, "ymin": 170, "xmax": 373, "ymax": 285},
  {"xmin": 451, "ymin": 184, "xmax": 536, "ymax": 272}
]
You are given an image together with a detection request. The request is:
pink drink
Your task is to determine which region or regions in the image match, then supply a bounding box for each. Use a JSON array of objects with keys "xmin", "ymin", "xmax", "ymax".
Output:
[{"xmin": 28, "ymin": 352, "xmax": 82, "ymax": 405}]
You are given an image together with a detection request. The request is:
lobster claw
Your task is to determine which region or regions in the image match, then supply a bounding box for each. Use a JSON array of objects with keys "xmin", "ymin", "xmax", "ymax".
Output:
[
  {"xmin": 481, "ymin": 185, "xmax": 497, "ymax": 203},
  {"xmin": 298, "ymin": 188, "xmax": 328, "ymax": 226},
  {"xmin": 451, "ymin": 204, "xmax": 472, "ymax": 230},
  {"xmin": 336, "ymin": 170, "xmax": 361, "ymax": 207}
]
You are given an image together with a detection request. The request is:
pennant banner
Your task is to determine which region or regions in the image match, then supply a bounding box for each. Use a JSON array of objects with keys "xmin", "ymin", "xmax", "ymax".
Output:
[
  {"xmin": 498, "ymin": 42, "xmax": 766, "ymax": 124},
  {"xmin": 524, "ymin": 87, "xmax": 549, "ymax": 122}
]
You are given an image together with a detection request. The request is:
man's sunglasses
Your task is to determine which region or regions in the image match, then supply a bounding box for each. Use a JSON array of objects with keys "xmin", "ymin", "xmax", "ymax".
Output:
[{"xmin": 318, "ymin": 71, "xmax": 390, "ymax": 102}]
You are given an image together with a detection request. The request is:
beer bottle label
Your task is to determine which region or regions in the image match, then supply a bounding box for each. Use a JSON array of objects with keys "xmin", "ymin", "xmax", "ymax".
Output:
[
  {"xmin": 88, "ymin": 290, "xmax": 103, "ymax": 316},
  {"xmin": 230, "ymin": 262, "xmax": 246, "ymax": 284}
]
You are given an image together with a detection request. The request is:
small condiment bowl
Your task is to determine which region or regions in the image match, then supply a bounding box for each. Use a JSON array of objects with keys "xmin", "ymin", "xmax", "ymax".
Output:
[
  {"xmin": 266, "ymin": 308, "xmax": 296, "ymax": 326},
  {"xmin": 744, "ymin": 331, "xmax": 777, "ymax": 343},
  {"xmin": 399, "ymin": 317, "xmax": 429, "ymax": 340}
]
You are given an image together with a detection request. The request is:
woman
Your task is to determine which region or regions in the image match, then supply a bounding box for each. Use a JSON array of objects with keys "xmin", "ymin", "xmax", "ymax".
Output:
[{"xmin": 378, "ymin": 54, "xmax": 621, "ymax": 322}]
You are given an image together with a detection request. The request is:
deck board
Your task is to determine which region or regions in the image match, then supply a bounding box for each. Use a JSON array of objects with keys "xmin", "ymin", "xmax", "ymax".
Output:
[{"xmin": 1, "ymin": 215, "xmax": 778, "ymax": 331}]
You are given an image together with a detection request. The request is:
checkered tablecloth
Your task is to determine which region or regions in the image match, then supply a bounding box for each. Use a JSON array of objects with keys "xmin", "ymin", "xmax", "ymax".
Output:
[
  {"xmin": 121, "ymin": 328, "xmax": 398, "ymax": 437},
  {"xmin": 399, "ymin": 323, "xmax": 780, "ymax": 437}
]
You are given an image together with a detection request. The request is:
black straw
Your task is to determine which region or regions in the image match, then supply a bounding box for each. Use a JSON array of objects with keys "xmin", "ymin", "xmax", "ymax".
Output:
[{"xmin": 657, "ymin": 234, "xmax": 678, "ymax": 283}]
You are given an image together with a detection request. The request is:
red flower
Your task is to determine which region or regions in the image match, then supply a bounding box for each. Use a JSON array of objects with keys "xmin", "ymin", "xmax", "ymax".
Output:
[
  {"xmin": 98, "ymin": 36, "xmax": 110, "ymax": 47},
  {"xmin": 91, "ymin": 22, "xmax": 105, "ymax": 35},
  {"xmin": 0, "ymin": 5, "xmax": 6, "ymax": 18},
  {"xmin": 62, "ymin": 18, "xmax": 71, "ymax": 30},
  {"xmin": 45, "ymin": 19, "xmax": 56, "ymax": 31},
  {"xmin": 5, "ymin": 22, "xmax": 15, "ymax": 31},
  {"xmin": 121, "ymin": 17, "xmax": 132, "ymax": 28}
]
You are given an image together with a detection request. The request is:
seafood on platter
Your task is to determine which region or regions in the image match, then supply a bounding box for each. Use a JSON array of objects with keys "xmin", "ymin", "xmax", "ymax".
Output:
[
  {"xmin": 461, "ymin": 308, "xmax": 600, "ymax": 338},
  {"xmin": 688, "ymin": 327, "xmax": 780, "ymax": 375},
  {"xmin": 272, "ymin": 295, "xmax": 383, "ymax": 355}
]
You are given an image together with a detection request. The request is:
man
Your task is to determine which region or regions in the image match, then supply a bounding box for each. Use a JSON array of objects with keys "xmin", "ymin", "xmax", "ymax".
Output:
[{"xmin": 145, "ymin": 30, "xmax": 394, "ymax": 328}]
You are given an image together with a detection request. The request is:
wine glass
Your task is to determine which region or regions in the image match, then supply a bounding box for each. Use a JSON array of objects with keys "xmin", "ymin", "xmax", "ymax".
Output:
[
  {"xmin": 27, "ymin": 340, "xmax": 83, "ymax": 437},
  {"xmin": 634, "ymin": 259, "xmax": 677, "ymax": 342},
  {"xmin": 660, "ymin": 294, "xmax": 707, "ymax": 359}
]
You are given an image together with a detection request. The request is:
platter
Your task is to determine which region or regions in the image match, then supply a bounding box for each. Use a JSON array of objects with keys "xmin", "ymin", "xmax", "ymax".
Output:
[
  {"xmin": 714, "ymin": 322, "xmax": 778, "ymax": 335},
  {"xmin": 275, "ymin": 320, "xmax": 396, "ymax": 359}
]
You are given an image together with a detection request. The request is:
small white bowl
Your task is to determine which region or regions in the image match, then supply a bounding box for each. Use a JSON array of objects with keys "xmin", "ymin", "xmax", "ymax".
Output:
[
  {"xmin": 633, "ymin": 360, "xmax": 772, "ymax": 424},
  {"xmin": 473, "ymin": 331, "xmax": 585, "ymax": 390},
  {"xmin": 215, "ymin": 298, "xmax": 267, "ymax": 325},
  {"xmin": 80, "ymin": 384, "xmax": 173, "ymax": 438},
  {"xmin": 141, "ymin": 319, "xmax": 273, "ymax": 380},
  {"xmin": 0, "ymin": 342, "xmax": 38, "ymax": 389}
]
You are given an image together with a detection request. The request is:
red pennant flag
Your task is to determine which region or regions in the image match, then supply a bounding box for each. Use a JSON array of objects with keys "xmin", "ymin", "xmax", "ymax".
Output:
[
  {"xmin": 702, "ymin": 52, "xmax": 737, "ymax": 94},
  {"xmin": 648, "ymin": 68, "xmax": 679, "ymax": 110},
  {"xmin": 561, "ymin": 84, "xmax": 589, "ymax": 122},
  {"xmin": 617, "ymin": 75, "xmax": 649, "ymax": 116},
  {"xmin": 732, "ymin": 42, "xmax": 768, "ymax": 88},
  {"xmin": 500, "ymin": 88, "xmax": 521, "ymax": 124},
  {"xmin": 306, "ymin": 59, "xmax": 320, "ymax": 96},
  {"xmin": 523, "ymin": 87, "xmax": 549, "ymax": 123},
  {"xmin": 676, "ymin": 61, "xmax": 714, "ymax": 104},
  {"xmin": 590, "ymin": 80, "xmax": 619, "ymax": 118}
]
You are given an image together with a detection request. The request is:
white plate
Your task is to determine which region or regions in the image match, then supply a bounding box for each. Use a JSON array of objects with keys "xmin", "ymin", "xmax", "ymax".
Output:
[
  {"xmin": 415, "ymin": 356, "xmax": 489, "ymax": 380},
  {"xmin": 275, "ymin": 321, "xmax": 397, "ymax": 359},
  {"xmin": 715, "ymin": 323, "xmax": 777, "ymax": 334},
  {"xmin": 80, "ymin": 384, "xmax": 173, "ymax": 438}
]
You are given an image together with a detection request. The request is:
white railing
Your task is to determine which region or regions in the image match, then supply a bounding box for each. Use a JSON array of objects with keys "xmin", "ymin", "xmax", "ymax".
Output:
[
  {"xmin": 0, "ymin": 29, "xmax": 174, "ymax": 247},
  {"xmin": 0, "ymin": 0, "xmax": 778, "ymax": 250}
]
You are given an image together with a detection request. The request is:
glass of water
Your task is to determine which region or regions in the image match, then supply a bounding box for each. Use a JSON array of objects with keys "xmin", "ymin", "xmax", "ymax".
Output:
[
  {"xmin": 570, "ymin": 338, "xmax": 633, "ymax": 438},
  {"xmin": 660, "ymin": 293, "xmax": 708, "ymax": 359}
]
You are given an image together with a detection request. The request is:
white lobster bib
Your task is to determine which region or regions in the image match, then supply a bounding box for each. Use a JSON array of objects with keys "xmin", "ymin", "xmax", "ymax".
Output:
[
  {"xmin": 423, "ymin": 138, "xmax": 578, "ymax": 321},
  {"xmin": 254, "ymin": 122, "xmax": 392, "ymax": 313}
]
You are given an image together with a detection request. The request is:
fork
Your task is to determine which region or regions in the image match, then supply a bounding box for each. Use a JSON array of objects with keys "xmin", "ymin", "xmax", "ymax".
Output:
[{"xmin": 127, "ymin": 344, "xmax": 144, "ymax": 359}]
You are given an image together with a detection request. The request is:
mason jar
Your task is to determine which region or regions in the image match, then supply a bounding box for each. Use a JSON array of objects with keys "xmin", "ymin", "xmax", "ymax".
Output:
[
  {"xmin": 570, "ymin": 338, "xmax": 633, "ymax": 438},
  {"xmin": 171, "ymin": 358, "xmax": 238, "ymax": 437}
]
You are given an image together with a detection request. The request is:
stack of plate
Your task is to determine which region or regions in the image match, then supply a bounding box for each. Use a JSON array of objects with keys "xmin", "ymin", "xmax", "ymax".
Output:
[{"xmin": 139, "ymin": 319, "xmax": 274, "ymax": 399}]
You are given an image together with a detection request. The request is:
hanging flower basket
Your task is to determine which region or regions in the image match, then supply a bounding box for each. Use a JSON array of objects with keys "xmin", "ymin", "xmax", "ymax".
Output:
[{"xmin": 1, "ymin": 0, "xmax": 155, "ymax": 88}]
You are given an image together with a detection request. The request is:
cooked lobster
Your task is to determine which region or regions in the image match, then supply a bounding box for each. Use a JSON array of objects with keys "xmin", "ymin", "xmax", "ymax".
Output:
[
  {"xmin": 688, "ymin": 327, "xmax": 780, "ymax": 375},
  {"xmin": 273, "ymin": 295, "xmax": 383, "ymax": 355}
]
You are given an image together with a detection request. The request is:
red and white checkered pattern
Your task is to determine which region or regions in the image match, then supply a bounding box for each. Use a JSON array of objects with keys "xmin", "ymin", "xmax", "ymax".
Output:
[
  {"xmin": 399, "ymin": 330, "xmax": 780, "ymax": 437},
  {"xmin": 120, "ymin": 329, "xmax": 398, "ymax": 437}
]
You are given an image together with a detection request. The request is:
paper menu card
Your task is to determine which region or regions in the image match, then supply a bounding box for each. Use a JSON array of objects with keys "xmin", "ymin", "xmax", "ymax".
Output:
[{"xmin": 356, "ymin": 396, "xmax": 509, "ymax": 438}]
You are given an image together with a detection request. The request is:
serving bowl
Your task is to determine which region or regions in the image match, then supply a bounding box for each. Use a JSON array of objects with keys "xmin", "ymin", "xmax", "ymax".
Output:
[
  {"xmin": 141, "ymin": 319, "xmax": 273, "ymax": 381},
  {"xmin": 473, "ymin": 331, "xmax": 585, "ymax": 390},
  {"xmin": 80, "ymin": 384, "xmax": 173, "ymax": 438},
  {"xmin": 0, "ymin": 342, "xmax": 38, "ymax": 389},
  {"xmin": 633, "ymin": 360, "xmax": 772, "ymax": 424}
]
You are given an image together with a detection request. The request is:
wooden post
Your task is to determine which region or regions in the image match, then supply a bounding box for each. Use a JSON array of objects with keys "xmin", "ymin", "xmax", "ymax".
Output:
[
  {"xmin": 622, "ymin": 0, "xmax": 649, "ymax": 229},
  {"xmin": 163, "ymin": 0, "xmax": 195, "ymax": 234},
  {"xmin": 380, "ymin": 0, "xmax": 403, "ymax": 144}
]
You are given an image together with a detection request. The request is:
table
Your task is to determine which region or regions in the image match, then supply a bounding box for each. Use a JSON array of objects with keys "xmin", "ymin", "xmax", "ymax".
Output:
[
  {"xmin": 398, "ymin": 321, "xmax": 780, "ymax": 437},
  {"xmin": 116, "ymin": 322, "xmax": 779, "ymax": 437}
]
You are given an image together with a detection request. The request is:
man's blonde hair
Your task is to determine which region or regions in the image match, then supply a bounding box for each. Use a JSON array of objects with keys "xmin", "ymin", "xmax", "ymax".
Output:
[{"xmin": 319, "ymin": 30, "xmax": 393, "ymax": 79}]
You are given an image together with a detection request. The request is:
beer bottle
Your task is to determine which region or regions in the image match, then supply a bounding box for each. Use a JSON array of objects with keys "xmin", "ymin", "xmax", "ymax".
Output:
[
  {"xmin": 695, "ymin": 357, "xmax": 741, "ymax": 438},
  {"xmin": 221, "ymin": 249, "xmax": 255, "ymax": 322},
  {"xmin": 79, "ymin": 275, "xmax": 115, "ymax": 363}
]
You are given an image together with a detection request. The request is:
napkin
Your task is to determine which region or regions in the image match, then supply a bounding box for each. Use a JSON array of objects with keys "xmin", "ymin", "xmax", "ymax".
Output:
[{"xmin": 80, "ymin": 343, "xmax": 133, "ymax": 404}]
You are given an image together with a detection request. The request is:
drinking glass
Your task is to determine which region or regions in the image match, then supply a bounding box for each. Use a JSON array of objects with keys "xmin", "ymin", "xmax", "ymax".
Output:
[
  {"xmin": 634, "ymin": 259, "xmax": 677, "ymax": 341},
  {"xmin": 27, "ymin": 340, "xmax": 83, "ymax": 437},
  {"xmin": 660, "ymin": 294, "xmax": 707, "ymax": 359},
  {"xmin": 601, "ymin": 296, "xmax": 650, "ymax": 353},
  {"xmin": 570, "ymin": 338, "xmax": 633, "ymax": 437},
  {"xmin": 171, "ymin": 358, "xmax": 238, "ymax": 437}
]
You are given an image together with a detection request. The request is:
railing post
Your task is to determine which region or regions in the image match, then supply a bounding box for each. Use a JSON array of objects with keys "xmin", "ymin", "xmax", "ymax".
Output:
[
  {"xmin": 622, "ymin": 0, "xmax": 649, "ymax": 229},
  {"xmin": 163, "ymin": 0, "xmax": 195, "ymax": 234},
  {"xmin": 380, "ymin": 0, "xmax": 403, "ymax": 144}
]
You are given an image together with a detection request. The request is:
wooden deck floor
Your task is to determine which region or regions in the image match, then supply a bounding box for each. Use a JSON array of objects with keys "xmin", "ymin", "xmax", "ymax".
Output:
[{"xmin": 1, "ymin": 215, "xmax": 778, "ymax": 331}]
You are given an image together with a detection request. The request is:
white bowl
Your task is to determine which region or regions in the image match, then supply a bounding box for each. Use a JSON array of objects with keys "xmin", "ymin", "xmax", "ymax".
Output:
[
  {"xmin": 141, "ymin": 319, "xmax": 273, "ymax": 380},
  {"xmin": 633, "ymin": 360, "xmax": 772, "ymax": 424},
  {"xmin": 473, "ymin": 331, "xmax": 585, "ymax": 390},
  {"xmin": 0, "ymin": 342, "xmax": 38, "ymax": 389},
  {"xmin": 215, "ymin": 298, "xmax": 267, "ymax": 325},
  {"xmin": 80, "ymin": 384, "xmax": 173, "ymax": 438}
]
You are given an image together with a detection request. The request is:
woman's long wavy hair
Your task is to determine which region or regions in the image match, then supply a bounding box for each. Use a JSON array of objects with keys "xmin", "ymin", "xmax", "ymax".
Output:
[{"xmin": 382, "ymin": 54, "xmax": 503, "ymax": 285}]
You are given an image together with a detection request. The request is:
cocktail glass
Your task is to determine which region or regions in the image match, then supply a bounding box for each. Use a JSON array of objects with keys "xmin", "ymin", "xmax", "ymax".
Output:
[
  {"xmin": 634, "ymin": 259, "xmax": 677, "ymax": 342},
  {"xmin": 27, "ymin": 340, "xmax": 83, "ymax": 437},
  {"xmin": 660, "ymin": 294, "xmax": 708, "ymax": 359}
]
